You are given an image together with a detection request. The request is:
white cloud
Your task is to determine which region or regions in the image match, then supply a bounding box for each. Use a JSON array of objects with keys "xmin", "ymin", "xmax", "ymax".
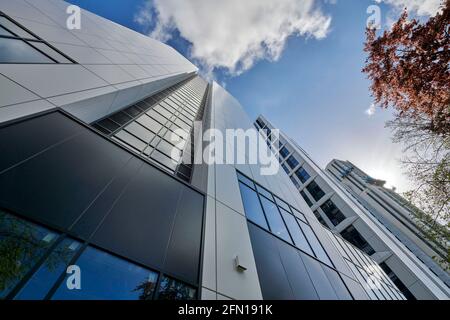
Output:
[
  {"xmin": 366, "ymin": 103, "xmax": 377, "ymax": 116},
  {"xmin": 375, "ymin": 0, "xmax": 443, "ymax": 16},
  {"xmin": 135, "ymin": 0, "xmax": 331, "ymax": 76}
]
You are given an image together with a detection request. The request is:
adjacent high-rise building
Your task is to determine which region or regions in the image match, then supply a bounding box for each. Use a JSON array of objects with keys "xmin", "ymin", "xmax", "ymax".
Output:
[
  {"xmin": 326, "ymin": 159, "xmax": 449, "ymax": 275},
  {"xmin": 255, "ymin": 115, "xmax": 450, "ymax": 300},
  {"xmin": 0, "ymin": 0, "xmax": 445, "ymax": 301}
]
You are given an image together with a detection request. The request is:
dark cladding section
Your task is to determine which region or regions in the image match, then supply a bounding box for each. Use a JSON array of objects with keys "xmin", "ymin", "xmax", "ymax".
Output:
[
  {"xmin": 0, "ymin": 112, "xmax": 204, "ymax": 286},
  {"xmin": 248, "ymin": 223, "xmax": 354, "ymax": 300}
]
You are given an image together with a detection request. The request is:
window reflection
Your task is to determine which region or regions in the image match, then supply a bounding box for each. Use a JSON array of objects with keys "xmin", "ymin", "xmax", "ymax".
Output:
[
  {"xmin": 280, "ymin": 210, "xmax": 314, "ymax": 256},
  {"xmin": 260, "ymin": 197, "xmax": 292, "ymax": 243},
  {"xmin": 298, "ymin": 220, "xmax": 333, "ymax": 267},
  {"xmin": 51, "ymin": 247, "xmax": 158, "ymax": 300},
  {"xmin": 320, "ymin": 200, "xmax": 346, "ymax": 226},
  {"xmin": 306, "ymin": 181, "xmax": 326, "ymax": 201},
  {"xmin": 14, "ymin": 238, "xmax": 81, "ymax": 300},
  {"xmin": 157, "ymin": 276, "xmax": 196, "ymax": 300},
  {"xmin": 0, "ymin": 211, "xmax": 58, "ymax": 299},
  {"xmin": 0, "ymin": 38, "xmax": 54, "ymax": 63},
  {"xmin": 238, "ymin": 182, "xmax": 269, "ymax": 230},
  {"xmin": 295, "ymin": 167, "xmax": 310, "ymax": 184}
]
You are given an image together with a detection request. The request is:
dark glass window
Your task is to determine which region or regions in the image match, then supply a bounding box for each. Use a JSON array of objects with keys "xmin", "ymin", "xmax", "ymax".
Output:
[
  {"xmin": 238, "ymin": 182, "xmax": 269, "ymax": 230},
  {"xmin": 295, "ymin": 167, "xmax": 310, "ymax": 183},
  {"xmin": 298, "ymin": 220, "xmax": 333, "ymax": 266},
  {"xmin": 285, "ymin": 156, "xmax": 299, "ymax": 169},
  {"xmin": 279, "ymin": 147, "xmax": 290, "ymax": 158},
  {"xmin": 92, "ymin": 123, "xmax": 111, "ymax": 135},
  {"xmin": 306, "ymin": 181, "xmax": 325, "ymax": 201},
  {"xmin": 340, "ymin": 226, "xmax": 375, "ymax": 256},
  {"xmin": 260, "ymin": 197, "xmax": 292, "ymax": 243},
  {"xmin": 14, "ymin": 238, "xmax": 82, "ymax": 300},
  {"xmin": 110, "ymin": 112, "xmax": 132, "ymax": 126},
  {"xmin": 0, "ymin": 13, "xmax": 74, "ymax": 64},
  {"xmin": 0, "ymin": 211, "xmax": 58, "ymax": 299},
  {"xmin": 320, "ymin": 200, "xmax": 346, "ymax": 226},
  {"xmin": 300, "ymin": 190, "xmax": 313, "ymax": 207},
  {"xmin": 52, "ymin": 247, "xmax": 159, "ymax": 300},
  {"xmin": 123, "ymin": 105, "xmax": 143, "ymax": 118},
  {"xmin": 157, "ymin": 276, "xmax": 196, "ymax": 300},
  {"xmin": 97, "ymin": 118, "xmax": 120, "ymax": 133},
  {"xmin": 280, "ymin": 209, "xmax": 314, "ymax": 255}
]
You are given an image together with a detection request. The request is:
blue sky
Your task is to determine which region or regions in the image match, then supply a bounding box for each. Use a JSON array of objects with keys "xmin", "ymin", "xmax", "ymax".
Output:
[{"xmin": 68, "ymin": 0, "xmax": 441, "ymax": 192}]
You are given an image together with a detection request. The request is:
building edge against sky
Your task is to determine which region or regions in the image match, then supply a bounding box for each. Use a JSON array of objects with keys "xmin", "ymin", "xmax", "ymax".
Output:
[
  {"xmin": 255, "ymin": 115, "xmax": 450, "ymax": 300},
  {"xmin": 0, "ymin": 0, "xmax": 447, "ymax": 300}
]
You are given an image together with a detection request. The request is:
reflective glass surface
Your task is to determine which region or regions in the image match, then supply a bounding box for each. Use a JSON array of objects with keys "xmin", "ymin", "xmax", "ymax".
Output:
[
  {"xmin": 239, "ymin": 182, "xmax": 269, "ymax": 230},
  {"xmin": 279, "ymin": 147, "xmax": 290, "ymax": 158},
  {"xmin": 52, "ymin": 247, "xmax": 159, "ymax": 300},
  {"xmin": 0, "ymin": 25, "xmax": 13, "ymax": 37},
  {"xmin": 320, "ymin": 200, "xmax": 346, "ymax": 226},
  {"xmin": 286, "ymin": 156, "xmax": 299, "ymax": 169},
  {"xmin": 256, "ymin": 185, "xmax": 273, "ymax": 201},
  {"xmin": 30, "ymin": 42, "xmax": 72, "ymax": 63},
  {"xmin": 237, "ymin": 172, "xmax": 255, "ymax": 189},
  {"xmin": 260, "ymin": 197, "xmax": 292, "ymax": 243},
  {"xmin": 14, "ymin": 238, "xmax": 81, "ymax": 300},
  {"xmin": 0, "ymin": 211, "xmax": 58, "ymax": 298},
  {"xmin": 298, "ymin": 220, "xmax": 333, "ymax": 266},
  {"xmin": 306, "ymin": 181, "xmax": 325, "ymax": 201},
  {"xmin": 300, "ymin": 190, "xmax": 313, "ymax": 207},
  {"xmin": 280, "ymin": 209, "xmax": 314, "ymax": 255},
  {"xmin": 0, "ymin": 37, "xmax": 53, "ymax": 63},
  {"xmin": 157, "ymin": 276, "xmax": 196, "ymax": 300},
  {"xmin": 295, "ymin": 167, "xmax": 310, "ymax": 184}
]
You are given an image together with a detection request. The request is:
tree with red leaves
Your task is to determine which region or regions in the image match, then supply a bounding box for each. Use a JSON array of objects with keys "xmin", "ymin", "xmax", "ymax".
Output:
[
  {"xmin": 363, "ymin": 0, "xmax": 449, "ymax": 135},
  {"xmin": 363, "ymin": 0, "xmax": 449, "ymax": 266}
]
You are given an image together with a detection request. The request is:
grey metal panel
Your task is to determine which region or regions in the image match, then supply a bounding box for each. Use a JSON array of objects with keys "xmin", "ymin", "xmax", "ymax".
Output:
[
  {"xmin": 0, "ymin": 112, "xmax": 82, "ymax": 173},
  {"xmin": 70, "ymin": 156, "xmax": 144, "ymax": 239},
  {"xmin": 341, "ymin": 274, "xmax": 370, "ymax": 300},
  {"xmin": 164, "ymin": 187, "xmax": 204, "ymax": 284},
  {"xmin": 0, "ymin": 117, "xmax": 132, "ymax": 230},
  {"xmin": 300, "ymin": 253, "xmax": 339, "ymax": 300},
  {"xmin": 247, "ymin": 223, "xmax": 294, "ymax": 300},
  {"xmin": 276, "ymin": 238, "xmax": 319, "ymax": 300},
  {"xmin": 89, "ymin": 161, "xmax": 184, "ymax": 270},
  {"xmin": 0, "ymin": 111, "xmax": 205, "ymax": 286}
]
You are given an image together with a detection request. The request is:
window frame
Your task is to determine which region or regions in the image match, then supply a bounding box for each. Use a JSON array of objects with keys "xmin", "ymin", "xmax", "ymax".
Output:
[
  {"xmin": 0, "ymin": 208, "xmax": 200, "ymax": 300},
  {"xmin": 0, "ymin": 11, "xmax": 76, "ymax": 65},
  {"xmin": 236, "ymin": 171, "xmax": 336, "ymax": 267}
]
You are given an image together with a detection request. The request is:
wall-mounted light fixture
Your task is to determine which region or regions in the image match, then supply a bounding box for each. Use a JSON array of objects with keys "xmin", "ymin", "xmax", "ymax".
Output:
[{"xmin": 234, "ymin": 255, "xmax": 247, "ymax": 272}]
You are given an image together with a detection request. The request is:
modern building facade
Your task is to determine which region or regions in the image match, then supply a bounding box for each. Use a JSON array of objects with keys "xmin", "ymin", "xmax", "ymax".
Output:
[
  {"xmin": 0, "ymin": 0, "xmax": 432, "ymax": 301},
  {"xmin": 254, "ymin": 115, "xmax": 450, "ymax": 300},
  {"xmin": 326, "ymin": 160, "xmax": 449, "ymax": 277}
]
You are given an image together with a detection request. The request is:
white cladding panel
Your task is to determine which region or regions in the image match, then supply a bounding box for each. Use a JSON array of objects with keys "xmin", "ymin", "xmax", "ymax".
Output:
[{"xmin": 0, "ymin": 0, "xmax": 197, "ymax": 123}]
